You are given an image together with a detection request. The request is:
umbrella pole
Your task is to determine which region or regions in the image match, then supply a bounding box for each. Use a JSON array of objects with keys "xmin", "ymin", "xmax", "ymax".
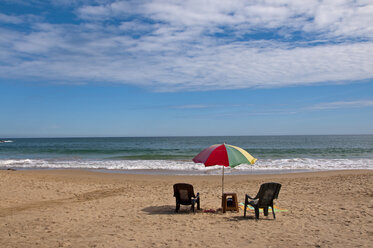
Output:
[{"xmin": 222, "ymin": 166, "xmax": 224, "ymax": 195}]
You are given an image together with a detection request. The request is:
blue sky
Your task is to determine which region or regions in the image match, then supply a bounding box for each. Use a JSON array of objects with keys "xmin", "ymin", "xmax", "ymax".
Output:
[{"xmin": 1, "ymin": 0, "xmax": 373, "ymax": 137}]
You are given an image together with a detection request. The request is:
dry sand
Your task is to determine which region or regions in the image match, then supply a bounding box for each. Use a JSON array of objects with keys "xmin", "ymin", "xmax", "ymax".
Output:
[{"xmin": 0, "ymin": 169, "xmax": 372, "ymax": 247}]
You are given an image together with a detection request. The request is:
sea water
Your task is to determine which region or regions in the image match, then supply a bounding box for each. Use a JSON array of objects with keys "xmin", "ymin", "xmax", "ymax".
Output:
[{"xmin": 0, "ymin": 135, "xmax": 372, "ymax": 174}]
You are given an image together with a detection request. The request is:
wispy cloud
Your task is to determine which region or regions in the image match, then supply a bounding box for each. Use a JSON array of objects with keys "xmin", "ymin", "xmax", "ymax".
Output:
[
  {"xmin": 0, "ymin": 0, "xmax": 372, "ymax": 91},
  {"xmin": 308, "ymin": 100, "xmax": 373, "ymax": 110},
  {"xmin": 171, "ymin": 104, "xmax": 221, "ymax": 109},
  {"xmin": 170, "ymin": 103, "xmax": 248, "ymax": 109},
  {"xmin": 0, "ymin": 13, "xmax": 23, "ymax": 24}
]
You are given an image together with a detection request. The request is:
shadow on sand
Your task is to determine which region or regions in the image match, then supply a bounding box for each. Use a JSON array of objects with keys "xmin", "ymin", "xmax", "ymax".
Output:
[
  {"xmin": 227, "ymin": 215, "xmax": 276, "ymax": 221},
  {"xmin": 142, "ymin": 205, "xmax": 201, "ymax": 215}
]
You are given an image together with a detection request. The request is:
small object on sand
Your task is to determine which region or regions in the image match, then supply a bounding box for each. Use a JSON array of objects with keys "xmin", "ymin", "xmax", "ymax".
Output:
[
  {"xmin": 203, "ymin": 209, "xmax": 216, "ymax": 213},
  {"xmin": 7, "ymin": 168, "xmax": 16, "ymax": 171}
]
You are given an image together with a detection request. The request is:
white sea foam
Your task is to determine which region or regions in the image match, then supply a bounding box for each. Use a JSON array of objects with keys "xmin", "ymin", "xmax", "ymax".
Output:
[
  {"xmin": 237, "ymin": 158, "xmax": 373, "ymax": 171},
  {"xmin": 1, "ymin": 158, "xmax": 372, "ymax": 174}
]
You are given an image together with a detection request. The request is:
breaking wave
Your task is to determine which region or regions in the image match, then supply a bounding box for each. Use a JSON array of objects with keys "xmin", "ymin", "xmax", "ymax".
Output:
[{"xmin": 1, "ymin": 158, "xmax": 372, "ymax": 174}]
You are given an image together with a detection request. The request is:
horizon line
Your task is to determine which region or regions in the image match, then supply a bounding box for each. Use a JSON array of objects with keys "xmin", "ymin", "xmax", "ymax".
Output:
[{"xmin": 2, "ymin": 134, "xmax": 373, "ymax": 139}]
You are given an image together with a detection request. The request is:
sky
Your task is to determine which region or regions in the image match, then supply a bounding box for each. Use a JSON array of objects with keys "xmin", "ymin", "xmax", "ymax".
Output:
[{"xmin": 0, "ymin": 0, "xmax": 373, "ymax": 137}]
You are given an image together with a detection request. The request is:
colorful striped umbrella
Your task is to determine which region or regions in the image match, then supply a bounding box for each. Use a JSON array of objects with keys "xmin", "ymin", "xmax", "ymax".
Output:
[{"xmin": 193, "ymin": 144, "xmax": 257, "ymax": 194}]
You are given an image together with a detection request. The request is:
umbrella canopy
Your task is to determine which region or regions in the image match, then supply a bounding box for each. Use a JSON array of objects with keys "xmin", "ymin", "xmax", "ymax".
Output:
[
  {"xmin": 193, "ymin": 144, "xmax": 257, "ymax": 167},
  {"xmin": 193, "ymin": 144, "xmax": 257, "ymax": 195}
]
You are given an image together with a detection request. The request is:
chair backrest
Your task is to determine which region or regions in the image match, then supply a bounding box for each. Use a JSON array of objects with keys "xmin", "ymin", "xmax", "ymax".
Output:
[
  {"xmin": 173, "ymin": 183, "xmax": 196, "ymax": 205},
  {"xmin": 255, "ymin": 182, "xmax": 281, "ymax": 207}
]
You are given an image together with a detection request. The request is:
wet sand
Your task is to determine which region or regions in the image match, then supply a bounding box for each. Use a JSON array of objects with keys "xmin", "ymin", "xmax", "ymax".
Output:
[{"xmin": 0, "ymin": 169, "xmax": 372, "ymax": 247}]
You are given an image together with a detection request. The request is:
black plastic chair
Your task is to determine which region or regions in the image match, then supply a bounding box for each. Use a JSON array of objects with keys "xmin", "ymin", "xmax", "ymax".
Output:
[
  {"xmin": 173, "ymin": 183, "xmax": 200, "ymax": 213},
  {"xmin": 244, "ymin": 182, "xmax": 282, "ymax": 219}
]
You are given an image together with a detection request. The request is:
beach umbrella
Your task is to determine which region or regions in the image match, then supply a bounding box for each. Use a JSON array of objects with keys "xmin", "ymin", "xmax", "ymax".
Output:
[{"xmin": 192, "ymin": 144, "xmax": 257, "ymax": 195}]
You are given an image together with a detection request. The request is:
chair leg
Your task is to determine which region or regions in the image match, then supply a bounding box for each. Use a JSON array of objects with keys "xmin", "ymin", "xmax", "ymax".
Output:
[
  {"xmin": 254, "ymin": 207, "xmax": 259, "ymax": 220},
  {"xmin": 272, "ymin": 204, "xmax": 276, "ymax": 219},
  {"xmin": 263, "ymin": 207, "xmax": 269, "ymax": 216},
  {"xmin": 244, "ymin": 199, "xmax": 247, "ymax": 217},
  {"xmin": 175, "ymin": 203, "xmax": 180, "ymax": 213},
  {"xmin": 197, "ymin": 197, "xmax": 200, "ymax": 210},
  {"xmin": 191, "ymin": 202, "xmax": 195, "ymax": 212}
]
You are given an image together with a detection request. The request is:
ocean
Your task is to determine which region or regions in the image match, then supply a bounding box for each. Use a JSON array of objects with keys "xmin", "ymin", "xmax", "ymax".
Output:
[{"xmin": 0, "ymin": 135, "xmax": 372, "ymax": 174}]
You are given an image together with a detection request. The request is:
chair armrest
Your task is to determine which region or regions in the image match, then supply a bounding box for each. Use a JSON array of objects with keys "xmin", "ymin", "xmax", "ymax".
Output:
[
  {"xmin": 192, "ymin": 193, "xmax": 200, "ymax": 202},
  {"xmin": 192, "ymin": 193, "xmax": 201, "ymax": 211},
  {"xmin": 191, "ymin": 193, "xmax": 200, "ymax": 201},
  {"xmin": 245, "ymin": 194, "xmax": 254, "ymax": 200}
]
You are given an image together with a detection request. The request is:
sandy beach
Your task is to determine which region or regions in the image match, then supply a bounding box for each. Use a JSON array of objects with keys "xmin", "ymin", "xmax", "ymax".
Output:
[{"xmin": 0, "ymin": 169, "xmax": 372, "ymax": 247}]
